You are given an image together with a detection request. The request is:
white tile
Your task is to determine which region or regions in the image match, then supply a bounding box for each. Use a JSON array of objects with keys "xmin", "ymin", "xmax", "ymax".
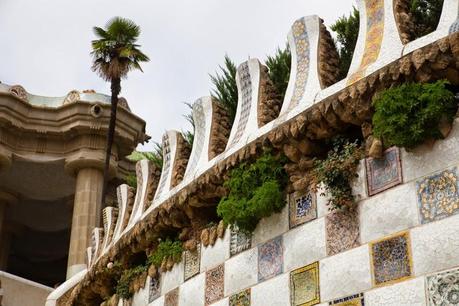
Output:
[
  {"xmin": 365, "ymin": 277, "xmax": 426, "ymax": 306},
  {"xmin": 148, "ymin": 295, "xmax": 164, "ymax": 306},
  {"xmin": 252, "ymin": 206, "xmax": 288, "ymax": 246},
  {"xmin": 161, "ymin": 261, "xmax": 184, "ymax": 295},
  {"xmin": 251, "ymin": 273, "xmax": 290, "ymax": 306},
  {"xmin": 224, "ymin": 248, "xmax": 258, "ymax": 296},
  {"xmin": 200, "ymin": 229, "xmax": 230, "ymax": 272},
  {"xmin": 210, "ymin": 297, "xmax": 228, "ymax": 306},
  {"xmin": 179, "ymin": 273, "xmax": 205, "ymax": 306}
]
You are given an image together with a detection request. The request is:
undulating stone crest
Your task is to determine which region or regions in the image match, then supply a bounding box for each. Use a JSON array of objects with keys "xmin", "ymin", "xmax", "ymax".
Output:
[
  {"xmin": 89, "ymin": 227, "xmax": 104, "ymax": 267},
  {"xmin": 347, "ymin": 0, "xmax": 403, "ymax": 85},
  {"xmin": 63, "ymin": 90, "xmax": 81, "ymax": 105},
  {"xmin": 86, "ymin": 247, "xmax": 93, "ymax": 268},
  {"xmin": 112, "ymin": 184, "xmax": 135, "ymax": 242},
  {"xmin": 8, "ymin": 85, "xmax": 28, "ymax": 101},
  {"xmin": 101, "ymin": 206, "xmax": 119, "ymax": 253}
]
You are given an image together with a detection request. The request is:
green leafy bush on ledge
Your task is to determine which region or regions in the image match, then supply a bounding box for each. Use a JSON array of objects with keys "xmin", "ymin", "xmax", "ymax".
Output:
[
  {"xmin": 115, "ymin": 264, "xmax": 147, "ymax": 299},
  {"xmin": 217, "ymin": 151, "xmax": 288, "ymax": 233},
  {"xmin": 372, "ymin": 80, "xmax": 457, "ymax": 149},
  {"xmin": 147, "ymin": 239, "xmax": 183, "ymax": 267},
  {"xmin": 308, "ymin": 138, "xmax": 364, "ymax": 211}
]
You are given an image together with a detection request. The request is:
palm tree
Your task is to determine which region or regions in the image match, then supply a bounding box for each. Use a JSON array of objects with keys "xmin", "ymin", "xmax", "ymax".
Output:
[{"xmin": 91, "ymin": 17, "xmax": 150, "ymax": 208}]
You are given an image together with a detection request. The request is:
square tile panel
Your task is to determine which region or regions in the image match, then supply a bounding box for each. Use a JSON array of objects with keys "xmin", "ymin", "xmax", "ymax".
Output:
[
  {"xmin": 184, "ymin": 244, "xmax": 201, "ymax": 280},
  {"xmin": 290, "ymin": 262, "xmax": 320, "ymax": 306},
  {"xmin": 330, "ymin": 293, "xmax": 364, "ymax": 305},
  {"xmin": 370, "ymin": 232, "xmax": 412, "ymax": 287},
  {"xmin": 289, "ymin": 190, "xmax": 317, "ymax": 228},
  {"xmin": 205, "ymin": 264, "xmax": 224, "ymax": 305},
  {"xmin": 427, "ymin": 267, "xmax": 459, "ymax": 305},
  {"xmin": 164, "ymin": 287, "xmax": 179, "ymax": 306},
  {"xmin": 365, "ymin": 146, "xmax": 402, "ymax": 196},
  {"xmin": 230, "ymin": 226, "xmax": 252, "ymax": 257},
  {"xmin": 229, "ymin": 288, "xmax": 251, "ymax": 306},
  {"xmin": 148, "ymin": 275, "xmax": 161, "ymax": 303},
  {"xmin": 417, "ymin": 167, "xmax": 459, "ymax": 224},
  {"xmin": 258, "ymin": 236, "xmax": 283, "ymax": 282},
  {"xmin": 326, "ymin": 209, "xmax": 360, "ymax": 256}
]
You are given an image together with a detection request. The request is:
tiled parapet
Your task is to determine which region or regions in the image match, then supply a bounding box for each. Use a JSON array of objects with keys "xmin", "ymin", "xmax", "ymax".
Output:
[
  {"xmin": 101, "ymin": 206, "xmax": 118, "ymax": 253},
  {"xmin": 89, "ymin": 227, "xmax": 104, "ymax": 267},
  {"xmin": 112, "ymin": 184, "xmax": 135, "ymax": 242},
  {"xmin": 279, "ymin": 16, "xmax": 339, "ymax": 122},
  {"xmin": 347, "ymin": 0, "xmax": 404, "ymax": 85}
]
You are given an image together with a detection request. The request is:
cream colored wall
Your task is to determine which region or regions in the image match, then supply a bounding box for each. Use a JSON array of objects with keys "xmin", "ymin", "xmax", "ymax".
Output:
[{"xmin": 0, "ymin": 271, "xmax": 53, "ymax": 306}]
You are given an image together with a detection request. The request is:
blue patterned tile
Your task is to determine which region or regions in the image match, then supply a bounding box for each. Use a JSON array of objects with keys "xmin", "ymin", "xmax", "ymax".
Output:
[{"xmin": 365, "ymin": 146, "xmax": 402, "ymax": 196}]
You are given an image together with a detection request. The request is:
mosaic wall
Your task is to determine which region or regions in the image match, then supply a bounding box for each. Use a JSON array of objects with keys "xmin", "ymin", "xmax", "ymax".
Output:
[
  {"xmin": 416, "ymin": 167, "xmax": 459, "ymax": 224},
  {"xmin": 164, "ymin": 287, "xmax": 179, "ymax": 306},
  {"xmin": 230, "ymin": 227, "xmax": 252, "ymax": 257},
  {"xmin": 289, "ymin": 190, "xmax": 317, "ymax": 229},
  {"xmin": 205, "ymin": 264, "xmax": 224, "ymax": 305},
  {"xmin": 427, "ymin": 267, "xmax": 459, "ymax": 305},
  {"xmin": 148, "ymin": 276, "xmax": 161, "ymax": 303},
  {"xmin": 290, "ymin": 262, "xmax": 320, "ymax": 306},
  {"xmin": 286, "ymin": 17, "xmax": 310, "ymax": 112},
  {"xmin": 229, "ymin": 288, "xmax": 251, "ymax": 306},
  {"xmin": 326, "ymin": 210, "xmax": 360, "ymax": 256},
  {"xmin": 184, "ymin": 245, "xmax": 201, "ymax": 281},
  {"xmin": 330, "ymin": 293, "xmax": 364, "ymax": 305},
  {"xmin": 365, "ymin": 146, "xmax": 402, "ymax": 196},
  {"xmin": 186, "ymin": 100, "xmax": 206, "ymax": 176},
  {"xmin": 229, "ymin": 62, "xmax": 252, "ymax": 147},
  {"xmin": 258, "ymin": 236, "xmax": 283, "ymax": 282},
  {"xmin": 348, "ymin": 0, "xmax": 384, "ymax": 85},
  {"xmin": 370, "ymin": 232, "xmax": 412, "ymax": 286}
]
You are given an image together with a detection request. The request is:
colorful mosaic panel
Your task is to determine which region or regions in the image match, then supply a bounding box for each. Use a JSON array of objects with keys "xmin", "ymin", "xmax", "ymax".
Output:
[
  {"xmin": 370, "ymin": 232, "xmax": 412, "ymax": 286},
  {"xmin": 148, "ymin": 276, "xmax": 161, "ymax": 303},
  {"xmin": 289, "ymin": 190, "xmax": 317, "ymax": 228},
  {"xmin": 230, "ymin": 62, "xmax": 252, "ymax": 147},
  {"xmin": 330, "ymin": 293, "xmax": 364, "ymax": 305},
  {"xmin": 348, "ymin": 0, "xmax": 384, "ymax": 85},
  {"xmin": 205, "ymin": 264, "xmax": 224, "ymax": 305},
  {"xmin": 290, "ymin": 262, "xmax": 320, "ymax": 306},
  {"xmin": 416, "ymin": 167, "xmax": 459, "ymax": 224},
  {"xmin": 427, "ymin": 267, "xmax": 459, "ymax": 305},
  {"xmin": 287, "ymin": 17, "xmax": 310, "ymax": 112},
  {"xmin": 184, "ymin": 244, "xmax": 201, "ymax": 281},
  {"xmin": 229, "ymin": 288, "xmax": 251, "ymax": 306},
  {"xmin": 164, "ymin": 287, "xmax": 179, "ymax": 306},
  {"xmin": 186, "ymin": 100, "xmax": 206, "ymax": 175},
  {"xmin": 258, "ymin": 236, "xmax": 283, "ymax": 282},
  {"xmin": 230, "ymin": 226, "xmax": 252, "ymax": 257},
  {"xmin": 365, "ymin": 146, "xmax": 402, "ymax": 196},
  {"xmin": 326, "ymin": 209, "xmax": 360, "ymax": 256}
]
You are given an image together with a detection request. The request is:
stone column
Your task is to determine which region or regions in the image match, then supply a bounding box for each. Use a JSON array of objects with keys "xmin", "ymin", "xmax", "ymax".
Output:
[
  {"xmin": 0, "ymin": 191, "xmax": 16, "ymax": 271},
  {"xmin": 66, "ymin": 168, "xmax": 104, "ymax": 279}
]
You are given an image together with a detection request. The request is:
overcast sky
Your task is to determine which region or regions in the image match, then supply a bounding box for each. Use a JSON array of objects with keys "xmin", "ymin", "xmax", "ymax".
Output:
[{"xmin": 0, "ymin": 0, "xmax": 355, "ymax": 151}]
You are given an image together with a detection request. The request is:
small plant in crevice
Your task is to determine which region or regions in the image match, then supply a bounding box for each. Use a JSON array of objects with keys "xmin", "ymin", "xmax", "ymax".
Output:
[
  {"xmin": 308, "ymin": 137, "xmax": 364, "ymax": 211},
  {"xmin": 125, "ymin": 173, "xmax": 137, "ymax": 189},
  {"xmin": 217, "ymin": 151, "xmax": 288, "ymax": 233},
  {"xmin": 115, "ymin": 264, "xmax": 148, "ymax": 300},
  {"xmin": 147, "ymin": 239, "xmax": 183, "ymax": 268},
  {"xmin": 372, "ymin": 80, "xmax": 457, "ymax": 149}
]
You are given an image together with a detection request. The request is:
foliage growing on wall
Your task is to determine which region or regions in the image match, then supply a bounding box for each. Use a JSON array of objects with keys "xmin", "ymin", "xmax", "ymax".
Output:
[
  {"xmin": 127, "ymin": 142, "xmax": 164, "ymax": 169},
  {"xmin": 308, "ymin": 137, "xmax": 364, "ymax": 211},
  {"xmin": 266, "ymin": 45, "xmax": 291, "ymax": 99},
  {"xmin": 217, "ymin": 151, "xmax": 288, "ymax": 233},
  {"xmin": 210, "ymin": 55, "xmax": 238, "ymax": 125},
  {"xmin": 372, "ymin": 80, "xmax": 456, "ymax": 148},
  {"xmin": 182, "ymin": 102, "xmax": 195, "ymax": 147},
  {"xmin": 115, "ymin": 264, "xmax": 148, "ymax": 299},
  {"xmin": 410, "ymin": 0, "xmax": 444, "ymax": 38},
  {"xmin": 147, "ymin": 239, "xmax": 183, "ymax": 267},
  {"xmin": 331, "ymin": 7, "xmax": 360, "ymax": 80}
]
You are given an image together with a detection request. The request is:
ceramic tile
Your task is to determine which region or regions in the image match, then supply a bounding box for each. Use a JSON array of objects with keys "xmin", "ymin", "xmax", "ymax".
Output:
[
  {"xmin": 326, "ymin": 210, "xmax": 360, "ymax": 256},
  {"xmin": 370, "ymin": 232, "xmax": 412, "ymax": 286},
  {"xmin": 229, "ymin": 288, "xmax": 251, "ymax": 306},
  {"xmin": 289, "ymin": 190, "xmax": 317, "ymax": 229},
  {"xmin": 230, "ymin": 226, "xmax": 252, "ymax": 257},
  {"xmin": 416, "ymin": 167, "xmax": 459, "ymax": 224},
  {"xmin": 164, "ymin": 287, "xmax": 179, "ymax": 306},
  {"xmin": 184, "ymin": 244, "xmax": 201, "ymax": 281},
  {"xmin": 206, "ymin": 264, "xmax": 224, "ymax": 305},
  {"xmin": 427, "ymin": 267, "xmax": 459, "ymax": 305},
  {"xmin": 330, "ymin": 293, "xmax": 364, "ymax": 305},
  {"xmin": 365, "ymin": 146, "xmax": 402, "ymax": 196},
  {"xmin": 258, "ymin": 236, "xmax": 283, "ymax": 282},
  {"xmin": 148, "ymin": 276, "xmax": 161, "ymax": 303},
  {"xmin": 290, "ymin": 262, "xmax": 320, "ymax": 306}
]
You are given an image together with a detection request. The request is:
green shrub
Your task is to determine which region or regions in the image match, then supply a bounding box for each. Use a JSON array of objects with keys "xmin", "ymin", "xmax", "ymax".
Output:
[
  {"xmin": 217, "ymin": 152, "xmax": 288, "ymax": 233},
  {"xmin": 125, "ymin": 173, "xmax": 137, "ymax": 189},
  {"xmin": 411, "ymin": 0, "xmax": 444, "ymax": 38},
  {"xmin": 266, "ymin": 45, "xmax": 291, "ymax": 99},
  {"xmin": 115, "ymin": 264, "xmax": 147, "ymax": 299},
  {"xmin": 309, "ymin": 138, "xmax": 363, "ymax": 211},
  {"xmin": 147, "ymin": 239, "xmax": 183, "ymax": 267},
  {"xmin": 372, "ymin": 81, "xmax": 456, "ymax": 148}
]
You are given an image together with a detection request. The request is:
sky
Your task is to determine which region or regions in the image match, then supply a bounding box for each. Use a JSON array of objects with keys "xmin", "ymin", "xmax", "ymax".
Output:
[{"xmin": 0, "ymin": 0, "xmax": 355, "ymax": 151}]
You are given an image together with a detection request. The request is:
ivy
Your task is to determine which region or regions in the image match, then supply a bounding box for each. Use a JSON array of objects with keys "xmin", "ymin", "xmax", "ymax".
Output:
[
  {"xmin": 115, "ymin": 264, "xmax": 148, "ymax": 299},
  {"xmin": 147, "ymin": 239, "xmax": 183, "ymax": 267},
  {"xmin": 308, "ymin": 137, "xmax": 364, "ymax": 211},
  {"xmin": 217, "ymin": 151, "xmax": 288, "ymax": 233},
  {"xmin": 372, "ymin": 80, "xmax": 456, "ymax": 149}
]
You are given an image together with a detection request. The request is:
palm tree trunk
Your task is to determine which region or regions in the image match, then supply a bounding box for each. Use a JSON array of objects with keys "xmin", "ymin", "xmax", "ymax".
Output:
[{"xmin": 101, "ymin": 77, "xmax": 121, "ymax": 219}]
